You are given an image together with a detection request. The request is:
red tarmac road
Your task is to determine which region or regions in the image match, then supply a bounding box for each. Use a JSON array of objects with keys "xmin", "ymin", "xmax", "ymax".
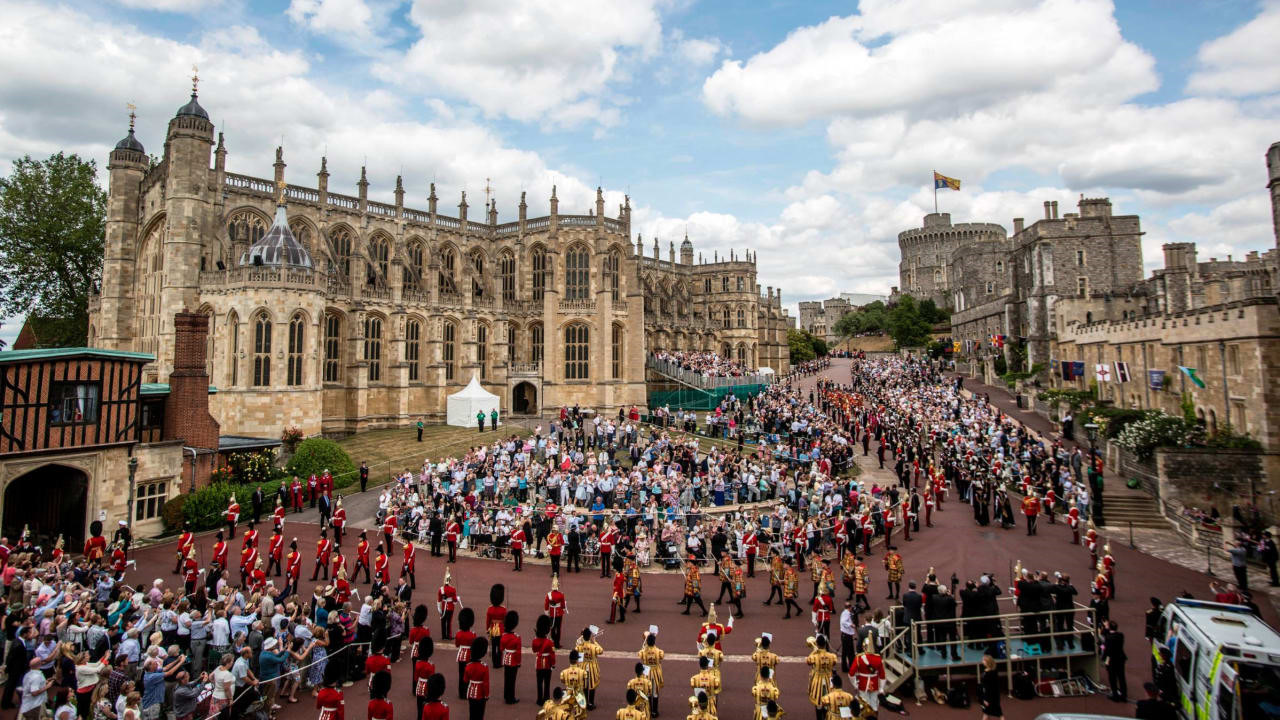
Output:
[{"xmin": 107, "ymin": 359, "xmax": 1277, "ymax": 720}]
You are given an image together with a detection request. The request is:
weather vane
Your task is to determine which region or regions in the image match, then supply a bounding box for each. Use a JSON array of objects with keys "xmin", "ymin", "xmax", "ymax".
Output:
[
  {"xmin": 191, "ymin": 64, "xmax": 199, "ymax": 95},
  {"xmin": 126, "ymin": 102, "xmax": 136, "ymax": 132},
  {"xmin": 484, "ymin": 177, "xmax": 492, "ymax": 208}
]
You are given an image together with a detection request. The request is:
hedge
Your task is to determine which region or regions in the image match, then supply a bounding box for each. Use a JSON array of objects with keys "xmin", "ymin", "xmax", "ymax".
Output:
[
  {"xmin": 285, "ymin": 438, "xmax": 357, "ymax": 489},
  {"xmin": 180, "ymin": 479, "xmax": 290, "ymax": 531}
]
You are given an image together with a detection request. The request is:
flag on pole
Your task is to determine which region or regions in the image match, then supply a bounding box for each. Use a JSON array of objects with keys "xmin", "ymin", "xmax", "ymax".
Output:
[
  {"xmin": 1095, "ymin": 363, "xmax": 1112, "ymax": 382},
  {"xmin": 933, "ymin": 171, "xmax": 961, "ymax": 190},
  {"xmin": 1178, "ymin": 366, "xmax": 1206, "ymax": 388},
  {"xmin": 1114, "ymin": 361, "xmax": 1131, "ymax": 383},
  {"xmin": 1072, "ymin": 361, "xmax": 1085, "ymax": 379},
  {"xmin": 1148, "ymin": 369, "xmax": 1165, "ymax": 390},
  {"xmin": 952, "ymin": 340, "xmax": 961, "ymax": 353}
]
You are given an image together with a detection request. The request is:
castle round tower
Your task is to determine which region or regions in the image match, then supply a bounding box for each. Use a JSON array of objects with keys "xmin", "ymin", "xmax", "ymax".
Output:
[{"xmin": 897, "ymin": 213, "xmax": 1007, "ymax": 309}]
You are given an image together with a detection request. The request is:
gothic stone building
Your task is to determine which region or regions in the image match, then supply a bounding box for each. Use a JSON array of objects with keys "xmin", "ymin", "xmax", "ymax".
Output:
[{"xmin": 89, "ymin": 91, "xmax": 789, "ymax": 437}]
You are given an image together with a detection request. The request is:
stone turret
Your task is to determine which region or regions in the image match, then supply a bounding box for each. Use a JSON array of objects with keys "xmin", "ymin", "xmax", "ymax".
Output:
[
  {"xmin": 1268, "ymin": 142, "xmax": 1280, "ymax": 258},
  {"xmin": 680, "ymin": 232, "xmax": 694, "ymax": 265},
  {"xmin": 99, "ymin": 110, "xmax": 149, "ymax": 350}
]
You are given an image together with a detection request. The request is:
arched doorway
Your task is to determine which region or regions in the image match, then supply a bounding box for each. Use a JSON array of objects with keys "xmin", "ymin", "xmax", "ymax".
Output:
[
  {"xmin": 3, "ymin": 464, "xmax": 89, "ymax": 550},
  {"xmin": 513, "ymin": 382, "xmax": 538, "ymax": 415}
]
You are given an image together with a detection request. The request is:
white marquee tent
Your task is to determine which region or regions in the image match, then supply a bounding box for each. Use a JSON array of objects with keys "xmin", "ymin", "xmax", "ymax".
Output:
[{"xmin": 446, "ymin": 375, "xmax": 500, "ymax": 428}]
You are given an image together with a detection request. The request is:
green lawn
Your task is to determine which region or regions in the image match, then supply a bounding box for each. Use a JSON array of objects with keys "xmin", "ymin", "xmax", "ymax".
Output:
[{"xmin": 337, "ymin": 424, "xmax": 532, "ymax": 484}]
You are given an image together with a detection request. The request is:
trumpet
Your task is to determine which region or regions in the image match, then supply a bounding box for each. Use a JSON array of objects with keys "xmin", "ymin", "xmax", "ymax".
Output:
[{"xmin": 805, "ymin": 636, "xmax": 817, "ymax": 651}]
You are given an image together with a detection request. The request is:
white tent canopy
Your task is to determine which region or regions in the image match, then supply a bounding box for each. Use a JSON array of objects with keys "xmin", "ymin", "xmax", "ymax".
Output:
[{"xmin": 446, "ymin": 375, "xmax": 500, "ymax": 428}]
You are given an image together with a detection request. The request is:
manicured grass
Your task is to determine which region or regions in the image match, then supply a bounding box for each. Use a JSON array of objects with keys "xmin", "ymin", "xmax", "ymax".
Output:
[{"xmin": 337, "ymin": 424, "xmax": 532, "ymax": 485}]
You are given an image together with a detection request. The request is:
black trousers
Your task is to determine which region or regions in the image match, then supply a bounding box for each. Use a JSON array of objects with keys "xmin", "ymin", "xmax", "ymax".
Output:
[
  {"xmin": 503, "ymin": 666, "xmax": 519, "ymax": 703},
  {"xmin": 550, "ymin": 554, "xmax": 560, "ymax": 576},
  {"xmin": 449, "ymin": 542, "xmax": 458, "ymax": 563},
  {"xmin": 469, "ymin": 698, "xmax": 486, "ymax": 720},
  {"xmin": 682, "ymin": 593, "xmax": 707, "ymax": 615},
  {"xmin": 1108, "ymin": 661, "xmax": 1127, "ymax": 699},
  {"xmin": 840, "ymin": 632, "xmax": 855, "ymax": 672},
  {"xmin": 550, "ymin": 616, "xmax": 563, "ymax": 648},
  {"xmin": 355, "ymin": 560, "xmax": 371, "ymax": 583},
  {"xmin": 441, "ymin": 609, "xmax": 454, "ymax": 639},
  {"xmin": 535, "ymin": 668, "xmax": 551, "ymax": 705},
  {"xmin": 567, "ymin": 550, "xmax": 580, "ymax": 572},
  {"xmin": 267, "ymin": 556, "xmax": 281, "ymax": 576}
]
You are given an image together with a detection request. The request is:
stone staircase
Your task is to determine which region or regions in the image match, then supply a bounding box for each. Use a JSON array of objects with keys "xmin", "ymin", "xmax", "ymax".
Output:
[{"xmin": 1101, "ymin": 491, "xmax": 1170, "ymax": 531}]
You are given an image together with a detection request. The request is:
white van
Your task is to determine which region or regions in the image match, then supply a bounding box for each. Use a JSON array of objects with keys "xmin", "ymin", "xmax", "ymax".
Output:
[{"xmin": 1152, "ymin": 598, "xmax": 1280, "ymax": 720}]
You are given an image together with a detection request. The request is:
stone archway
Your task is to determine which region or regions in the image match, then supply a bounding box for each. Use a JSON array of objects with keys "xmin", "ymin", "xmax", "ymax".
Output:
[
  {"xmin": 2, "ymin": 463, "xmax": 90, "ymax": 550},
  {"xmin": 513, "ymin": 382, "xmax": 538, "ymax": 415}
]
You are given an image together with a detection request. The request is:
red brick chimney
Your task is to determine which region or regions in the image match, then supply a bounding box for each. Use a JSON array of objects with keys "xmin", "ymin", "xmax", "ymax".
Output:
[{"xmin": 165, "ymin": 311, "xmax": 221, "ymax": 488}]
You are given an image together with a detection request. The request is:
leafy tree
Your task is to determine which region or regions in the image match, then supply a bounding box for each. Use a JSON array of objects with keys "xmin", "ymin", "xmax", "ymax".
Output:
[
  {"xmin": 886, "ymin": 295, "xmax": 933, "ymax": 348},
  {"xmin": 918, "ymin": 298, "xmax": 950, "ymax": 324},
  {"xmin": 0, "ymin": 153, "xmax": 106, "ymax": 346},
  {"xmin": 810, "ymin": 335, "xmax": 828, "ymax": 357},
  {"xmin": 285, "ymin": 437, "xmax": 357, "ymax": 487},
  {"xmin": 834, "ymin": 301, "xmax": 888, "ymax": 337},
  {"xmin": 787, "ymin": 328, "xmax": 816, "ymax": 363}
]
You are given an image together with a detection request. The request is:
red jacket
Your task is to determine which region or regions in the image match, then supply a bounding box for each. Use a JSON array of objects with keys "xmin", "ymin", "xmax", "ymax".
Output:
[
  {"xmin": 315, "ymin": 538, "xmax": 332, "ymax": 563},
  {"xmin": 485, "ymin": 606, "xmax": 507, "ymax": 638},
  {"xmin": 269, "ymin": 534, "xmax": 284, "ymax": 560},
  {"xmin": 413, "ymin": 660, "xmax": 436, "ymax": 697},
  {"xmin": 357, "ymin": 540, "xmax": 370, "ymax": 565},
  {"xmin": 544, "ymin": 590, "xmax": 566, "ymax": 618},
  {"xmin": 500, "ymin": 632, "xmax": 521, "ymax": 667},
  {"xmin": 408, "ymin": 626, "xmax": 431, "ymax": 659},
  {"xmin": 403, "ymin": 543, "xmax": 416, "ymax": 571},
  {"xmin": 287, "ymin": 551, "xmax": 301, "ymax": 578},
  {"xmin": 455, "ymin": 631, "xmax": 476, "ymax": 664},
  {"xmin": 438, "ymin": 585, "xmax": 460, "ymax": 613},
  {"xmin": 531, "ymin": 637, "xmax": 556, "ymax": 670},
  {"xmin": 612, "ymin": 573, "xmax": 626, "ymax": 600},
  {"xmin": 420, "ymin": 701, "xmax": 449, "ymax": 720},
  {"xmin": 316, "ymin": 687, "xmax": 344, "ymax": 720},
  {"xmin": 463, "ymin": 662, "xmax": 489, "ymax": 700},
  {"xmin": 852, "ymin": 653, "xmax": 884, "ymax": 692},
  {"xmin": 366, "ymin": 699, "xmax": 393, "ymax": 720}
]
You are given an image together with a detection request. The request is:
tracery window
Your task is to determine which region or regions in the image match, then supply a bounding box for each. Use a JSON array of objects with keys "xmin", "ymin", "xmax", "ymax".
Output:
[
  {"xmin": 406, "ymin": 319, "xmax": 421, "ymax": 381},
  {"xmin": 565, "ymin": 323, "xmax": 589, "ymax": 380},
  {"xmin": 227, "ymin": 310, "xmax": 240, "ymax": 387},
  {"xmin": 565, "ymin": 245, "xmax": 590, "ymax": 301},
  {"xmin": 532, "ymin": 246, "xmax": 548, "ymax": 301},
  {"xmin": 252, "ymin": 313, "xmax": 271, "ymax": 387},
  {"xmin": 604, "ymin": 251, "xmax": 620, "ymax": 301},
  {"xmin": 500, "ymin": 251, "xmax": 516, "ymax": 303},
  {"xmin": 477, "ymin": 323, "xmax": 488, "ymax": 380},
  {"xmin": 323, "ymin": 313, "xmax": 342, "ymax": 382},
  {"xmin": 439, "ymin": 247, "xmax": 458, "ymax": 297},
  {"xmin": 364, "ymin": 315, "xmax": 383, "ymax": 382},
  {"xmin": 330, "ymin": 227, "xmax": 353, "ymax": 280},
  {"xmin": 612, "ymin": 324, "xmax": 624, "ymax": 379},
  {"xmin": 530, "ymin": 323, "xmax": 543, "ymax": 364},
  {"xmin": 470, "ymin": 250, "xmax": 485, "ymax": 298},
  {"xmin": 287, "ymin": 313, "xmax": 305, "ymax": 386},
  {"xmin": 368, "ymin": 236, "xmax": 389, "ymax": 287},
  {"xmin": 405, "ymin": 241, "xmax": 424, "ymax": 291},
  {"xmin": 443, "ymin": 320, "xmax": 458, "ymax": 381}
]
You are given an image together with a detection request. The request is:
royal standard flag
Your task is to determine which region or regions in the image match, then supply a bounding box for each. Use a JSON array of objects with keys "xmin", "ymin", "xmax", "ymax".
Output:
[
  {"xmin": 1178, "ymin": 366, "xmax": 1206, "ymax": 389},
  {"xmin": 933, "ymin": 171, "xmax": 961, "ymax": 191}
]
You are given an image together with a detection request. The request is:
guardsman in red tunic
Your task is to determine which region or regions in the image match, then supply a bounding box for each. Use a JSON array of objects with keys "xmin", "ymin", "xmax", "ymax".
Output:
[
  {"xmin": 544, "ymin": 574, "xmax": 567, "ymax": 648},
  {"xmin": 531, "ymin": 615, "xmax": 556, "ymax": 706},
  {"xmin": 354, "ymin": 531, "xmax": 372, "ymax": 583},
  {"xmin": 454, "ymin": 609, "xmax": 478, "ymax": 701},
  {"xmin": 744, "ymin": 526, "xmax": 759, "ymax": 577},
  {"xmin": 315, "ymin": 676, "xmax": 345, "ymax": 720},
  {"xmin": 374, "ymin": 545, "xmax": 391, "ymax": 586},
  {"xmin": 697, "ymin": 603, "xmax": 732, "ymax": 650},
  {"xmin": 83, "ymin": 529, "xmax": 107, "ymax": 566},
  {"xmin": 862, "ymin": 511, "xmax": 874, "ymax": 556},
  {"xmin": 335, "ymin": 568, "xmax": 351, "ymax": 604},
  {"xmin": 402, "ymin": 539, "xmax": 417, "ymax": 588},
  {"xmin": 412, "ymin": 636, "xmax": 437, "ymax": 718},
  {"xmin": 446, "ymin": 516, "xmax": 462, "ymax": 564},
  {"xmin": 311, "ymin": 530, "xmax": 332, "ymax": 581},
  {"xmin": 485, "ymin": 584, "xmax": 507, "ymax": 667},
  {"xmin": 1067, "ymin": 506, "xmax": 1081, "ymax": 544},
  {"xmin": 509, "ymin": 524, "xmax": 526, "ymax": 572},
  {"xmin": 598, "ymin": 524, "xmax": 618, "ymax": 578},
  {"xmin": 50, "ymin": 535, "xmax": 65, "ymax": 566},
  {"xmin": 851, "ymin": 635, "xmax": 885, "ymax": 712},
  {"xmin": 1022, "ymin": 492, "xmax": 1041, "ymax": 536},
  {"xmin": 812, "ymin": 592, "xmax": 834, "ymax": 639},
  {"xmin": 924, "ymin": 488, "xmax": 935, "ymax": 527},
  {"xmin": 331, "ymin": 549, "xmax": 346, "ymax": 580},
  {"xmin": 1045, "ymin": 488, "xmax": 1057, "ymax": 524},
  {"xmin": 420, "ymin": 675, "xmax": 448, "ymax": 720},
  {"xmin": 437, "ymin": 566, "xmax": 461, "ymax": 639},
  {"xmin": 1102, "ymin": 543, "xmax": 1117, "ymax": 599},
  {"xmin": 608, "ymin": 565, "xmax": 627, "ymax": 624},
  {"xmin": 242, "ymin": 522, "xmax": 259, "ymax": 550},
  {"xmin": 110, "ymin": 541, "xmax": 127, "ymax": 573},
  {"xmin": 224, "ymin": 495, "xmax": 240, "ymax": 539},
  {"xmin": 499, "ymin": 611, "xmax": 522, "ymax": 704},
  {"xmin": 273, "ymin": 499, "xmax": 287, "ymax": 533},
  {"xmin": 211, "ymin": 531, "xmax": 229, "ymax": 570},
  {"xmin": 285, "ymin": 539, "xmax": 302, "ymax": 597},
  {"xmin": 250, "ymin": 557, "xmax": 267, "ymax": 593},
  {"xmin": 239, "ymin": 541, "xmax": 259, "ymax": 587},
  {"xmin": 546, "ymin": 526, "xmax": 563, "ymax": 576},
  {"xmin": 267, "ymin": 530, "xmax": 284, "ymax": 576},
  {"xmin": 382, "ymin": 510, "xmax": 398, "ymax": 554},
  {"xmin": 901, "ymin": 499, "xmax": 912, "ymax": 542},
  {"xmin": 182, "ymin": 548, "xmax": 200, "ymax": 595},
  {"xmin": 174, "ymin": 524, "xmax": 195, "ymax": 574},
  {"xmin": 463, "ymin": 637, "xmax": 490, "ymax": 719},
  {"xmin": 331, "ymin": 497, "xmax": 347, "ymax": 548}
]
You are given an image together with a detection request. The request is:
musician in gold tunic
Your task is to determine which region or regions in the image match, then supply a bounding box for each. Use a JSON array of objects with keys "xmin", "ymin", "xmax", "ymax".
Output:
[
  {"xmin": 686, "ymin": 691, "xmax": 717, "ymax": 720},
  {"xmin": 617, "ymin": 689, "xmax": 648, "ymax": 720},
  {"xmin": 560, "ymin": 651, "xmax": 588, "ymax": 720},
  {"xmin": 782, "ymin": 559, "xmax": 804, "ymax": 619},
  {"xmin": 626, "ymin": 663, "xmax": 652, "ymax": 717},
  {"xmin": 751, "ymin": 667, "xmax": 782, "ymax": 720},
  {"xmin": 575, "ymin": 626, "xmax": 604, "ymax": 711},
  {"xmin": 538, "ymin": 688, "xmax": 572, "ymax": 720},
  {"xmin": 697, "ymin": 634, "xmax": 724, "ymax": 684},
  {"xmin": 763, "ymin": 552, "xmax": 785, "ymax": 606},
  {"xmin": 752, "ymin": 634, "xmax": 779, "ymax": 684},
  {"xmin": 805, "ymin": 635, "xmax": 838, "ymax": 710},
  {"xmin": 639, "ymin": 631, "xmax": 665, "ymax": 718},
  {"xmin": 818, "ymin": 673, "xmax": 856, "ymax": 720},
  {"xmin": 689, "ymin": 656, "xmax": 721, "ymax": 714}
]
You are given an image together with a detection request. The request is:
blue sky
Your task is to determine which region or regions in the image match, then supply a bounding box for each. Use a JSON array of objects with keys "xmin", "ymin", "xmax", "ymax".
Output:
[{"xmin": 2, "ymin": 0, "xmax": 1279, "ymax": 348}]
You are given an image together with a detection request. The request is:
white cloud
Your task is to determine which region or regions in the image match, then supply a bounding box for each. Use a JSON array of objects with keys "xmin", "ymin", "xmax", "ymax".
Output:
[
  {"xmin": 113, "ymin": 0, "xmax": 221, "ymax": 11},
  {"xmin": 287, "ymin": 0, "xmax": 377, "ymax": 45},
  {"xmin": 1186, "ymin": 0, "xmax": 1280, "ymax": 97},
  {"xmin": 669, "ymin": 29, "xmax": 723, "ymax": 67},
  {"xmin": 702, "ymin": 0, "xmax": 1156, "ymax": 127},
  {"xmin": 378, "ymin": 0, "xmax": 663, "ymax": 128}
]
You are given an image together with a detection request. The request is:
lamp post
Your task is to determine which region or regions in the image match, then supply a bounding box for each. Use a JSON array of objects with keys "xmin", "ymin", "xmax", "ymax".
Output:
[
  {"xmin": 126, "ymin": 456, "xmax": 139, "ymax": 538},
  {"xmin": 1084, "ymin": 422, "xmax": 1105, "ymax": 526}
]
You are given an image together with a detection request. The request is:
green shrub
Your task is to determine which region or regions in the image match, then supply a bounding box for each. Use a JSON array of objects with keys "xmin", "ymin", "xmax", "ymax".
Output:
[
  {"xmin": 1205, "ymin": 423, "xmax": 1263, "ymax": 451},
  {"xmin": 161, "ymin": 495, "xmax": 187, "ymax": 532},
  {"xmin": 1084, "ymin": 407, "xmax": 1149, "ymax": 438},
  {"xmin": 182, "ymin": 479, "xmax": 287, "ymax": 530},
  {"xmin": 285, "ymin": 438, "xmax": 357, "ymax": 488},
  {"xmin": 1114, "ymin": 412, "xmax": 1205, "ymax": 460}
]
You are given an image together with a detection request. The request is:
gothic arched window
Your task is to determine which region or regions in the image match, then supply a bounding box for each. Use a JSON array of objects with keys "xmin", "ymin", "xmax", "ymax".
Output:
[
  {"xmin": 330, "ymin": 227, "xmax": 353, "ymax": 281},
  {"xmin": 252, "ymin": 312, "xmax": 272, "ymax": 387},
  {"xmin": 443, "ymin": 320, "xmax": 458, "ymax": 381},
  {"xmin": 227, "ymin": 310, "xmax": 240, "ymax": 386},
  {"xmin": 406, "ymin": 318, "xmax": 421, "ymax": 381},
  {"xmin": 565, "ymin": 323, "xmax": 589, "ymax": 379},
  {"xmin": 364, "ymin": 315, "xmax": 383, "ymax": 382},
  {"xmin": 323, "ymin": 312, "xmax": 342, "ymax": 383},
  {"xmin": 604, "ymin": 251, "xmax": 620, "ymax": 302},
  {"xmin": 287, "ymin": 313, "xmax": 305, "ymax": 386},
  {"xmin": 500, "ymin": 251, "xmax": 516, "ymax": 303},
  {"xmin": 612, "ymin": 323, "xmax": 624, "ymax": 379},
  {"xmin": 368, "ymin": 235, "xmax": 389, "ymax": 287},
  {"xmin": 477, "ymin": 323, "xmax": 488, "ymax": 379},
  {"xmin": 405, "ymin": 240, "xmax": 424, "ymax": 291},
  {"xmin": 439, "ymin": 246, "xmax": 458, "ymax": 297},
  {"xmin": 530, "ymin": 323, "xmax": 543, "ymax": 364},
  {"xmin": 565, "ymin": 245, "xmax": 590, "ymax": 301},
  {"xmin": 531, "ymin": 246, "xmax": 548, "ymax": 301}
]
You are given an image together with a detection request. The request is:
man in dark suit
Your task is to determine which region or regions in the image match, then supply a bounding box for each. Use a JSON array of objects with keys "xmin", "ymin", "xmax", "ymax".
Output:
[
  {"xmin": 318, "ymin": 491, "xmax": 333, "ymax": 528},
  {"xmin": 901, "ymin": 582, "xmax": 923, "ymax": 651},
  {"xmin": 1102, "ymin": 620, "xmax": 1128, "ymax": 701},
  {"xmin": 927, "ymin": 584, "xmax": 961, "ymax": 660},
  {"xmin": 1, "ymin": 626, "xmax": 34, "ymax": 708},
  {"xmin": 251, "ymin": 485, "xmax": 265, "ymax": 525}
]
